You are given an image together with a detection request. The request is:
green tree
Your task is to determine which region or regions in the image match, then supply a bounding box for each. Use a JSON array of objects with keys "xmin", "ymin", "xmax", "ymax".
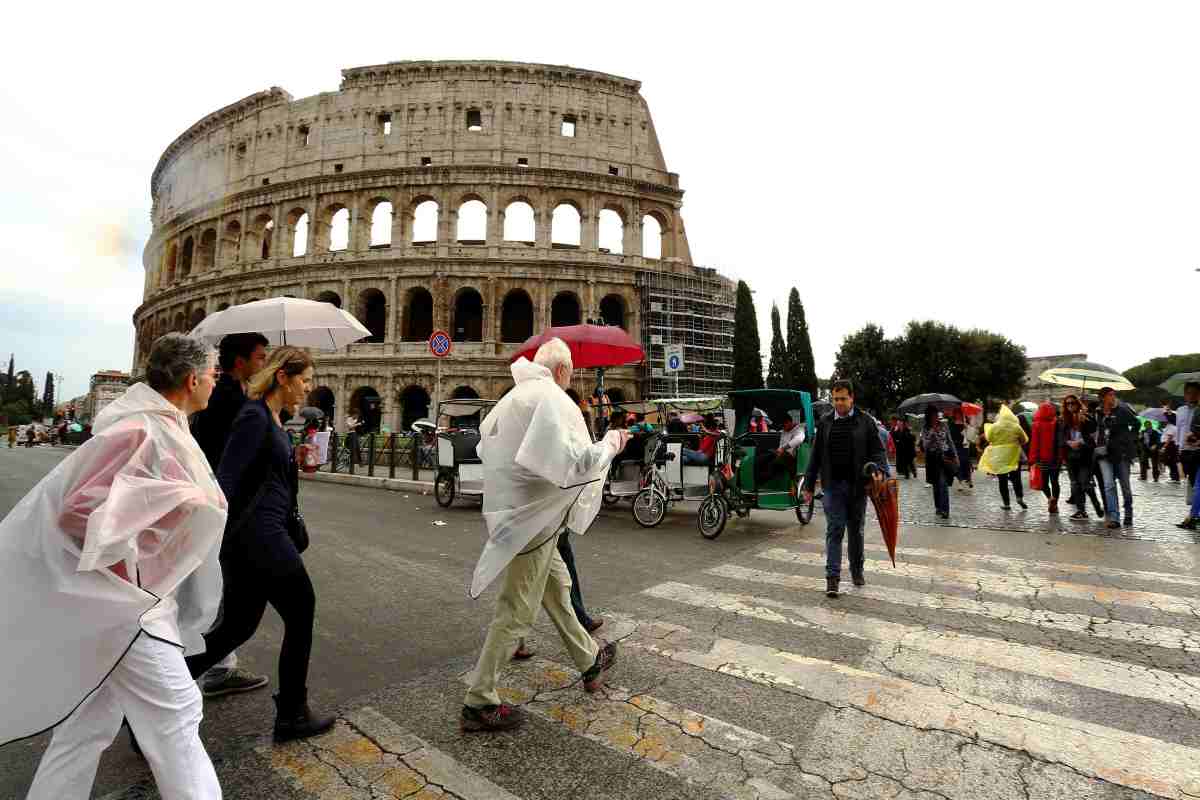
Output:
[
  {"xmin": 731, "ymin": 280, "xmax": 764, "ymax": 390},
  {"xmin": 895, "ymin": 321, "xmax": 966, "ymax": 399},
  {"xmin": 1124, "ymin": 353, "xmax": 1200, "ymax": 405},
  {"xmin": 766, "ymin": 304, "xmax": 786, "ymax": 389},
  {"xmin": 13, "ymin": 371, "xmax": 35, "ymax": 415},
  {"xmin": 41, "ymin": 372, "xmax": 55, "ymax": 418},
  {"xmin": 2, "ymin": 354, "xmax": 12, "ymax": 404},
  {"xmin": 784, "ymin": 288, "xmax": 818, "ymax": 397},
  {"xmin": 960, "ymin": 330, "xmax": 1027, "ymax": 404},
  {"xmin": 833, "ymin": 324, "xmax": 902, "ymax": 415}
]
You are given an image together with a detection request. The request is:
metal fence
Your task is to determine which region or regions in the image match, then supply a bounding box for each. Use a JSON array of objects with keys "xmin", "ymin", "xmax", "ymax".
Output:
[{"xmin": 311, "ymin": 431, "xmax": 435, "ymax": 480}]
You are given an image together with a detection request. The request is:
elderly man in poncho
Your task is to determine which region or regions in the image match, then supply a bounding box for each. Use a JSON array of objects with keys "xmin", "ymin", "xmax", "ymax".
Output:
[{"xmin": 461, "ymin": 338, "xmax": 630, "ymax": 732}]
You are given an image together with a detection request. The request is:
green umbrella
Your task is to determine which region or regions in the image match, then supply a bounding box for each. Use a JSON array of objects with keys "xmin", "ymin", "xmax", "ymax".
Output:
[
  {"xmin": 1037, "ymin": 360, "xmax": 1134, "ymax": 393},
  {"xmin": 1159, "ymin": 371, "xmax": 1200, "ymax": 397}
]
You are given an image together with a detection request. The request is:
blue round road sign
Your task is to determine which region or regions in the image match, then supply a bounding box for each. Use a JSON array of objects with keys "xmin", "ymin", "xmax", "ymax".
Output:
[
  {"xmin": 429, "ymin": 330, "xmax": 452, "ymax": 358},
  {"xmin": 668, "ymin": 354, "xmax": 682, "ymax": 370}
]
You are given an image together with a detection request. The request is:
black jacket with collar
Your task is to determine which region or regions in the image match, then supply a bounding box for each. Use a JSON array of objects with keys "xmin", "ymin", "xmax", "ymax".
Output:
[
  {"xmin": 190, "ymin": 372, "xmax": 247, "ymax": 471},
  {"xmin": 1096, "ymin": 402, "xmax": 1140, "ymax": 463},
  {"xmin": 803, "ymin": 407, "xmax": 887, "ymax": 495}
]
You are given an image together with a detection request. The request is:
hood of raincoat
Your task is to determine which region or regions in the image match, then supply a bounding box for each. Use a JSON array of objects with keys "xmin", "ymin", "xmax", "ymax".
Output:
[
  {"xmin": 979, "ymin": 405, "xmax": 1029, "ymax": 475},
  {"xmin": 0, "ymin": 382, "xmax": 226, "ymax": 746},
  {"xmin": 469, "ymin": 358, "xmax": 623, "ymax": 598}
]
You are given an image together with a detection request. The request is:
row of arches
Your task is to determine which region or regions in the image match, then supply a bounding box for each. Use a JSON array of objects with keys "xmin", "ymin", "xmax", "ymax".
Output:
[{"xmin": 157, "ymin": 198, "xmax": 668, "ymax": 286}]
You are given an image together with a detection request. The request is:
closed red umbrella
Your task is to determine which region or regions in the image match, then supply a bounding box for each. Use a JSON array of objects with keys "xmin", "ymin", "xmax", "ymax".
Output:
[
  {"xmin": 867, "ymin": 475, "xmax": 900, "ymax": 566},
  {"xmin": 510, "ymin": 324, "xmax": 644, "ymax": 369}
]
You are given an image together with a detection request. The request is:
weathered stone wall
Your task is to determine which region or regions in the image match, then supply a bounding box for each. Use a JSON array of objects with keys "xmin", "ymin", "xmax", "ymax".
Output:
[{"xmin": 136, "ymin": 60, "xmax": 722, "ymax": 431}]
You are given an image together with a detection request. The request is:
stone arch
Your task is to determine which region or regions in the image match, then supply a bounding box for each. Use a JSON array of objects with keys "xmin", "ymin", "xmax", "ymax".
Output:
[
  {"xmin": 598, "ymin": 207, "xmax": 625, "ymax": 255},
  {"xmin": 357, "ymin": 288, "xmax": 386, "ymax": 343},
  {"xmin": 642, "ymin": 210, "xmax": 669, "ymax": 259},
  {"xmin": 452, "ymin": 287, "xmax": 484, "ymax": 342},
  {"xmin": 599, "ymin": 293, "xmax": 627, "ymax": 330},
  {"xmin": 221, "ymin": 220, "xmax": 242, "ymax": 266},
  {"xmin": 448, "ymin": 385, "xmax": 482, "ymax": 427},
  {"xmin": 349, "ymin": 386, "xmax": 382, "ymax": 432},
  {"xmin": 551, "ymin": 202, "xmax": 581, "ymax": 248},
  {"xmin": 287, "ymin": 208, "xmax": 309, "ymax": 257},
  {"xmin": 189, "ymin": 308, "xmax": 206, "ymax": 329},
  {"xmin": 321, "ymin": 204, "xmax": 350, "ymax": 252},
  {"xmin": 502, "ymin": 200, "xmax": 535, "ymax": 243},
  {"xmin": 162, "ymin": 241, "xmax": 178, "ymax": 284},
  {"xmin": 369, "ymin": 199, "xmax": 394, "ymax": 247},
  {"xmin": 245, "ymin": 213, "xmax": 273, "ymax": 261},
  {"xmin": 315, "ymin": 290, "xmax": 342, "ymax": 309},
  {"xmin": 197, "ymin": 228, "xmax": 217, "ymax": 271},
  {"xmin": 308, "ymin": 386, "xmax": 336, "ymax": 421},
  {"xmin": 456, "ymin": 198, "xmax": 487, "ymax": 243},
  {"xmin": 411, "ymin": 198, "xmax": 438, "ymax": 245},
  {"xmin": 551, "ymin": 290, "xmax": 581, "ymax": 327},
  {"xmin": 399, "ymin": 385, "xmax": 431, "ymax": 430},
  {"xmin": 180, "ymin": 236, "xmax": 194, "ymax": 278},
  {"xmin": 501, "ymin": 289, "xmax": 534, "ymax": 343},
  {"xmin": 216, "ymin": 302, "xmax": 230, "ymax": 312},
  {"xmin": 402, "ymin": 287, "xmax": 434, "ymax": 341}
]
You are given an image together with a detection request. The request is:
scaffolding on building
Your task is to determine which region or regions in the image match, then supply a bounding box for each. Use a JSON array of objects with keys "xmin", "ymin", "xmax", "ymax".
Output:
[{"xmin": 637, "ymin": 267, "xmax": 736, "ymax": 399}]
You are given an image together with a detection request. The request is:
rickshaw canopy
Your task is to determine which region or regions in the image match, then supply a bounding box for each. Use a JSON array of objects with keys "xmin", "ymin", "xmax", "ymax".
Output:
[{"xmin": 728, "ymin": 389, "xmax": 815, "ymax": 437}]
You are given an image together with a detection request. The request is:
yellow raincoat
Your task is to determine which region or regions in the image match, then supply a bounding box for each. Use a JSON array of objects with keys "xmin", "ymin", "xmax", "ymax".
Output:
[{"xmin": 980, "ymin": 405, "xmax": 1029, "ymax": 475}]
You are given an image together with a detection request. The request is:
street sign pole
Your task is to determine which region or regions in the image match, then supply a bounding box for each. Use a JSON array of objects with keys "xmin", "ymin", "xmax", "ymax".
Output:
[{"xmin": 428, "ymin": 330, "xmax": 453, "ymax": 425}]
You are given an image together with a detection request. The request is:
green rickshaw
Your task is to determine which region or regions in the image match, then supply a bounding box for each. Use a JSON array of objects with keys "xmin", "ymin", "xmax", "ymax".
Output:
[{"xmin": 697, "ymin": 389, "xmax": 816, "ymax": 539}]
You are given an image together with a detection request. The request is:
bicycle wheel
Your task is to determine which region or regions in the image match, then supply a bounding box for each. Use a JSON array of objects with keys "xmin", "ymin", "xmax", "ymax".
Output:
[
  {"xmin": 698, "ymin": 495, "xmax": 728, "ymax": 539},
  {"xmin": 632, "ymin": 488, "xmax": 667, "ymax": 528},
  {"xmin": 796, "ymin": 494, "xmax": 815, "ymax": 525},
  {"xmin": 434, "ymin": 473, "xmax": 456, "ymax": 507}
]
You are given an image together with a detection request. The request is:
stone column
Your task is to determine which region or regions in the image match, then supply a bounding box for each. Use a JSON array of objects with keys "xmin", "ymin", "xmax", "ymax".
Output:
[
  {"xmin": 305, "ymin": 193, "xmax": 319, "ymax": 256},
  {"xmin": 581, "ymin": 195, "xmax": 598, "ymax": 252},
  {"xmin": 348, "ymin": 196, "xmax": 365, "ymax": 252},
  {"xmin": 385, "ymin": 276, "xmax": 398, "ymax": 343},
  {"xmin": 485, "ymin": 187, "xmax": 501, "ymax": 245},
  {"xmin": 535, "ymin": 204, "xmax": 551, "ymax": 250}
]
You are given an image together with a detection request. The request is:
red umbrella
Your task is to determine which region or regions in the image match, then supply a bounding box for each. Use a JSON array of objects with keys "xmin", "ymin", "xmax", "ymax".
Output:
[
  {"xmin": 961, "ymin": 402, "xmax": 983, "ymax": 418},
  {"xmin": 867, "ymin": 476, "xmax": 900, "ymax": 566},
  {"xmin": 510, "ymin": 324, "xmax": 644, "ymax": 369}
]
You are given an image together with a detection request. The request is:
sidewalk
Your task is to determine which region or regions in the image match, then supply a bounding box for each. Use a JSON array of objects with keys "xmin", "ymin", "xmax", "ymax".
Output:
[{"xmin": 300, "ymin": 467, "xmax": 435, "ymax": 492}]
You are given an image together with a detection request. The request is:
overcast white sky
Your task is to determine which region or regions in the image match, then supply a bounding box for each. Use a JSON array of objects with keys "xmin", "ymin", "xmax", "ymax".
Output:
[{"xmin": 2, "ymin": 2, "xmax": 1196, "ymax": 400}]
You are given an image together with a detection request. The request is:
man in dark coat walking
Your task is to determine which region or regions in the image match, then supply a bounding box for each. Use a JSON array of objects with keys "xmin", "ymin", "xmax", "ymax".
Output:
[{"xmin": 802, "ymin": 380, "xmax": 886, "ymax": 598}]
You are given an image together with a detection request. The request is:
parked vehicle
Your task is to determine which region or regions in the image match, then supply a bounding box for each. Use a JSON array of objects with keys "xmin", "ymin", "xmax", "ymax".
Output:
[{"xmin": 433, "ymin": 399, "xmax": 497, "ymax": 507}]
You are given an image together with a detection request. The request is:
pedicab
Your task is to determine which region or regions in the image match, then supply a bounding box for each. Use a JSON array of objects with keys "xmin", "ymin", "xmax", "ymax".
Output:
[
  {"xmin": 433, "ymin": 398, "xmax": 497, "ymax": 507},
  {"xmin": 697, "ymin": 389, "xmax": 816, "ymax": 540},
  {"xmin": 599, "ymin": 400, "xmax": 660, "ymax": 507},
  {"xmin": 627, "ymin": 396, "xmax": 727, "ymax": 527}
]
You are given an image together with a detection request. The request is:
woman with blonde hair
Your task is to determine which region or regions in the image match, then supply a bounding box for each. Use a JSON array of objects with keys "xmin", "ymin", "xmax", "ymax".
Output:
[{"xmin": 183, "ymin": 346, "xmax": 334, "ymax": 742}]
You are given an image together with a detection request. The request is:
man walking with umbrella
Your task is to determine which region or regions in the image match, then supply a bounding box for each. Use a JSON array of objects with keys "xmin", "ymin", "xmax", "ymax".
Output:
[{"xmin": 802, "ymin": 380, "xmax": 886, "ymax": 598}]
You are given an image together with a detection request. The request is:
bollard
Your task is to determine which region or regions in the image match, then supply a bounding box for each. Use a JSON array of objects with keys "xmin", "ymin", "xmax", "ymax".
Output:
[
  {"xmin": 389, "ymin": 433, "xmax": 397, "ymax": 479},
  {"xmin": 412, "ymin": 432, "xmax": 420, "ymax": 481},
  {"xmin": 349, "ymin": 432, "xmax": 356, "ymax": 476},
  {"xmin": 330, "ymin": 434, "xmax": 340, "ymax": 474},
  {"xmin": 367, "ymin": 433, "xmax": 376, "ymax": 477}
]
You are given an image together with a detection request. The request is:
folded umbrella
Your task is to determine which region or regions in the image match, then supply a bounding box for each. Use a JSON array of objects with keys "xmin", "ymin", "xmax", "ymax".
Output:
[{"xmin": 866, "ymin": 470, "xmax": 900, "ymax": 566}]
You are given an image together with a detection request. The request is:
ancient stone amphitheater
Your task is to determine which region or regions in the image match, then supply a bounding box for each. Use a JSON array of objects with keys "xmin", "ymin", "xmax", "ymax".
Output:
[{"xmin": 136, "ymin": 60, "xmax": 735, "ymax": 432}]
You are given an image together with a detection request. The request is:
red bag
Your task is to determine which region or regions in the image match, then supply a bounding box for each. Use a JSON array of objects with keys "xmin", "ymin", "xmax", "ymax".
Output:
[{"xmin": 1029, "ymin": 464, "xmax": 1044, "ymax": 491}]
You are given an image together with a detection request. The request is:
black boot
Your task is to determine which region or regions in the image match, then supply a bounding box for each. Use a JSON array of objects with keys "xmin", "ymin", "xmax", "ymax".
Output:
[
  {"xmin": 273, "ymin": 691, "xmax": 335, "ymax": 742},
  {"xmin": 825, "ymin": 578, "xmax": 840, "ymax": 598}
]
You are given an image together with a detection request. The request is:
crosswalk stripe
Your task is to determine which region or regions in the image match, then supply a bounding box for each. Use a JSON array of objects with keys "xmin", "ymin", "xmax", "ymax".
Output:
[
  {"xmin": 462, "ymin": 658, "xmax": 825, "ymax": 798},
  {"xmin": 258, "ymin": 706, "xmax": 522, "ymax": 799},
  {"xmin": 617, "ymin": 619, "xmax": 1200, "ymax": 799},
  {"xmin": 757, "ymin": 547, "xmax": 1200, "ymax": 617},
  {"xmin": 707, "ymin": 563, "xmax": 1200, "ymax": 652},
  {"xmin": 643, "ymin": 581, "xmax": 1200, "ymax": 712}
]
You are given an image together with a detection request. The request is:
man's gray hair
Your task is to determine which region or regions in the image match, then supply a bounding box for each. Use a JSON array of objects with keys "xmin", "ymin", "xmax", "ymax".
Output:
[
  {"xmin": 533, "ymin": 337, "xmax": 573, "ymax": 373},
  {"xmin": 146, "ymin": 333, "xmax": 213, "ymax": 392}
]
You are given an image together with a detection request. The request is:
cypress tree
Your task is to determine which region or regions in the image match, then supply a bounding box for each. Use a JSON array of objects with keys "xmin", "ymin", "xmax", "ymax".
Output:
[
  {"xmin": 766, "ymin": 304, "xmax": 786, "ymax": 389},
  {"xmin": 784, "ymin": 288, "xmax": 819, "ymax": 397},
  {"xmin": 731, "ymin": 280, "xmax": 764, "ymax": 390}
]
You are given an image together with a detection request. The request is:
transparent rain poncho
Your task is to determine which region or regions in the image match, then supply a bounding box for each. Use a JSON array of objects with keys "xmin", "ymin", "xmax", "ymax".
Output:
[
  {"xmin": 0, "ymin": 382, "xmax": 226, "ymax": 745},
  {"xmin": 470, "ymin": 359, "xmax": 623, "ymax": 598},
  {"xmin": 979, "ymin": 404, "xmax": 1030, "ymax": 476}
]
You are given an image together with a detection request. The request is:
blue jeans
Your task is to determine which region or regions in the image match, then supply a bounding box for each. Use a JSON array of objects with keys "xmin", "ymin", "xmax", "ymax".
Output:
[
  {"xmin": 682, "ymin": 448, "xmax": 709, "ymax": 466},
  {"xmin": 1097, "ymin": 458, "xmax": 1133, "ymax": 522},
  {"xmin": 822, "ymin": 479, "xmax": 867, "ymax": 580}
]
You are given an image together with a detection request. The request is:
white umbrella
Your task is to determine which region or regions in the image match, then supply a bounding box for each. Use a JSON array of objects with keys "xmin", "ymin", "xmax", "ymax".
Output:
[{"xmin": 189, "ymin": 297, "xmax": 371, "ymax": 351}]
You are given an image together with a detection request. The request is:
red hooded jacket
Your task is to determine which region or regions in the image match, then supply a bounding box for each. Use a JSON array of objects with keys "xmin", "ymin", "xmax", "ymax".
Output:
[{"xmin": 1028, "ymin": 402, "xmax": 1060, "ymax": 468}]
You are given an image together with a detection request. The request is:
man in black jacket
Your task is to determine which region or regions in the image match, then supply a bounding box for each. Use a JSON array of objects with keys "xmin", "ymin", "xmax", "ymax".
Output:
[
  {"xmin": 1095, "ymin": 386, "xmax": 1140, "ymax": 528},
  {"xmin": 802, "ymin": 380, "xmax": 886, "ymax": 598},
  {"xmin": 189, "ymin": 332, "xmax": 270, "ymax": 697}
]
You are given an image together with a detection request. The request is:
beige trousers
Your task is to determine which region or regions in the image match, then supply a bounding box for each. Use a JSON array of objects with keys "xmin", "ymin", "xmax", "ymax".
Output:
[{"xmin": 465, "ymin": 524, "xmax": 599, "ymax": 708}]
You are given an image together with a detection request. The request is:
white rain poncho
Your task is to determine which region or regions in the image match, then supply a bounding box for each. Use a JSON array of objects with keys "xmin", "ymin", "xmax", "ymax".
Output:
[
  {"xmin": 470, "ymin": 358, "xmax": 624, "ymax": 598},
  {"xmin": 0, "ymin": 382, "xmax": 226, "ymax": 746}
]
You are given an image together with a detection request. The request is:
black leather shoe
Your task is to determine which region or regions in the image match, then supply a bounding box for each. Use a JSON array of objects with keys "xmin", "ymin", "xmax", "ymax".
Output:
[
  {"xmin": 851, "ymin": 573, "xmax": 866, "ymax": 587},
  {"xmin": 825, "ymin": 578, "xmax": 840, "ymax": 598},
  {"xmin": 273, "ymin": 692, "xmax": 335, "ymax": 742}
]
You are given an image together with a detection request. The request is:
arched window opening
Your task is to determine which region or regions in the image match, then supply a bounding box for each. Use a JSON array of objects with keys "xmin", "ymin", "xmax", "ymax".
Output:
[
  {"xmin": 551, "ymin": 204, "xmax": 581, "ymax": 248},
  {"xmin": 329, "ymin": 208, "xmax": 350, "ymax": 252},
  {"xmin": 198, "ymin": 229, "xmax": 217, "ymax": 271},
  {"xmin": 403, "ymin": 288, "xmax": 433, "ymax": 341},
  {"xmin": 411, "ymin": 200, "xmax": 438, "ymax": 244},
  {"xmin": 400, "ymin": 385, "xmax": 431, "ymax": 431},
  {"xmin": 216, "ymin": 303, "xmax": 230, "ymax": 312},
  {"xmin": 453, "ymin": 288, "xmax": 484, "ymax": 342},
  {"xmin": 261, "ymin": 220, "xmax": 274, "ymax": 259},
  {"xmin": 349, "ymin": 386, "xmax": 382, "ymax": 432},
  {"xmin": 163, "ymin": 242, "xmax": 178, "ymax": 284},
  {"xmin": 448, "ymin": 385, "xmax": 481, "ymax": 427},
  {"xmin": 180, "ymin": 237, "xmax": 194, "ymax": 278},
  {"xmin": 599, "ymin": 294, "xmax": 626, "ymax": 330},
  {"xmin": 501, "ymin": 290, "xmax": 534, "ymax": 343},
  {"xmin": 466, "ymin": 108, "xmax": 482, "ymax": 131},
  {"xmin": 598, "ymin": 209, "xmax": 624, "ymax": 255},
  {"xmin": 315, "ymin": 290, "xmax": 342, "ymax": 309},
  {"xmin": 291, "ymin": 212, "xmax": 309, "ymax": 257},
  {"xmin": 189, "ymin": 308, "xmax": 206, "ymax": 329},
  {"xmin": 456, "ymin": 199, "xmax": 487, "ymax": 243},
  {"xmin": 357, "ymin": 289, "xmax": 386, "ymax": 343},
  {"xmin": 642, "ymin": 214, "xmax": 664, "ymax": 259},
  {"xmin": 370, "ymin": 202, "xmax": 393, "ymax": 247},
  {"xmin": 503, "ymin": 201, "xmax": 535, "ymax": 243},
  {"xmin": 222, "ymin": 221, "xmax": 241, "ymax": 265},
  {"xmin": 308, "ymin": 387, "xmax": 335, "ymax": 422},
  {"xmin": 551, "ymin": 292, "xmax": 581, "ymax": 327}
]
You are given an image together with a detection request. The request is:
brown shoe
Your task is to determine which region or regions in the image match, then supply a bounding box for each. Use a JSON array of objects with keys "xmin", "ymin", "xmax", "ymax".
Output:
[
  {"xmin": 461, "ymin": 704, "xmax": 527, "ymax": 732},
  {"xmin": 582, "ymin": 641, "xmax": 617, "ymax": 692}
]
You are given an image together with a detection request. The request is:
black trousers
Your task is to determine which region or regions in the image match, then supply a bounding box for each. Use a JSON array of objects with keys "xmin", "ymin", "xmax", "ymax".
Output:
[
  {"xmin": 1039, "ymin": 467, "xmax": 1061, "ymax": 500},
  {"xmin": 186, "ymin": 561, "xmax": 316, "ymax": 704},
  {"xmin": 1139, "ymin": 449, "xmax": 1160, "ymax": 480},
  {"xmin": 997, "ymin": 470, "xmax": 1024, "ymax": 506},
  {"xmin": 557, "ymin": 531, "xmax": 592, "ymax": 628}
]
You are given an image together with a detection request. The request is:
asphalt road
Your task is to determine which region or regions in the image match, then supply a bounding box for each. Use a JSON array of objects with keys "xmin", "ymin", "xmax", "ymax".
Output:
[{"xmin": 2, "ymin": 444, "xmax": 1198, "ymax": 799}]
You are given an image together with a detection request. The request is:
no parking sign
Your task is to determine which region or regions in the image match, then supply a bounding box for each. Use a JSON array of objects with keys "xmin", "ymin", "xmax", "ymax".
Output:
[{"xmin": 429, "ymin": 330, "xmax": 452, "ymax": 358}]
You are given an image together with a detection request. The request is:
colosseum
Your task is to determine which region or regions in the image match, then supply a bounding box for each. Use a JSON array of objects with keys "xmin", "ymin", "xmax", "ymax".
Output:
[{"xmin": 135, "ymin": 60, "xmax": 736, "ymax": 433}]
